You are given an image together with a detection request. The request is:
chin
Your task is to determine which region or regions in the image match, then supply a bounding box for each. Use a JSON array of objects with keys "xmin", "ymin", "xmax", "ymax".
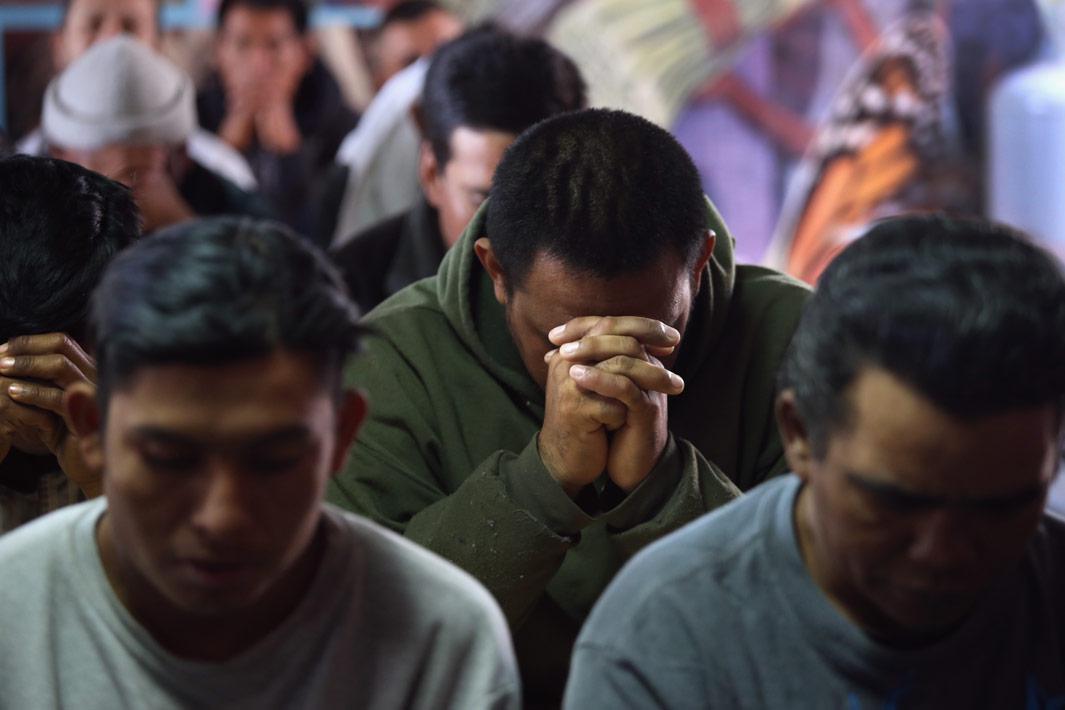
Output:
[{"xmin": 875, "ymin": 587, "xmax": 980, "ymax": 640}]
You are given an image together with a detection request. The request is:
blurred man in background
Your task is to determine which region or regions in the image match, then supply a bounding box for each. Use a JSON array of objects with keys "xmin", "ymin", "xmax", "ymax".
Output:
[
  {"xmin": 198, "ymin": 0, "xmax": 358, "ymax": 238},
  {"xmin": 43, "ymin": 37, "xmax": 270, "ymax": 234},
  {"xmin": 16, "ymin": 0, "xmax": 257, "ymax": 192},
  {"xmin": 326, "ymin": 0, "xmax": 464, "ymax": 245},
  {"xmin": 331, "ymin": 26, "xmax": 586, "ymax": 313}
]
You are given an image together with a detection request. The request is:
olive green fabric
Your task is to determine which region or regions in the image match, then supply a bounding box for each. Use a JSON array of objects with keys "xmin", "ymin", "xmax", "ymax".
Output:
[{"xmin": 327, "ymin": 199, "xmax": 811, "ymax": 705}]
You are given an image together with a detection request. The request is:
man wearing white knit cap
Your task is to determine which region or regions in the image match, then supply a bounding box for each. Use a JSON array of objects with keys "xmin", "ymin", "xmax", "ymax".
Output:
[
  {"xmin": 43, "ymin": 36, "xmax": 269, "ymax": 234},
  {"xmin": 16, "ymin": 0, "xmax": 257, "ymax": 192}
]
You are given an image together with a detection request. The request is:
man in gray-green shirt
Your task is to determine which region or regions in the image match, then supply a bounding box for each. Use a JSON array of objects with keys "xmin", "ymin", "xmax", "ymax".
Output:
[
  {"xmin": 0, "ymin": 217, "xmax": 519, "ymax": 709},
  {"xmin": 565, "ymin": 215, "xmax": 1065, "ymax": 708}
]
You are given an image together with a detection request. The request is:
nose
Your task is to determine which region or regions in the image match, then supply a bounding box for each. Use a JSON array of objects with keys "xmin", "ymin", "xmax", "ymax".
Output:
[
  {"xmin": 247, "ymin": 46, "xmax": 276, "ymax": 76},
  {"xmin": 190, "ymin": 463, "xmax": 256, "ymax": 543},
  {"xmin": 96, "ymin": 16, "xmax": 126, "ymax": 43}
]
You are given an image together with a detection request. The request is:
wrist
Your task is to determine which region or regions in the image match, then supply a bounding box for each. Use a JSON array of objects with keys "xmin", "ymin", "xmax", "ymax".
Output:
[{"xmin": 537, "ymin": 431, "xmax": 592, "ymax": 499}]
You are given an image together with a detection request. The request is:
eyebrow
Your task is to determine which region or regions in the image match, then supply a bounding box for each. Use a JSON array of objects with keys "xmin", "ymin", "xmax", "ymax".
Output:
[
  {"xmin": 845, "ymin": 472, "xmax": 1047, "ymax": 511},
  {"xmin": 127, "ymin": 425, "xmax": 313, "ymax": 450}
]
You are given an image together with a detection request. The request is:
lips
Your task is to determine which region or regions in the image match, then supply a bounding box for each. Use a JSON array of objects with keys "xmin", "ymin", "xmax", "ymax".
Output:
[{"xmin": 180, "ymin": 558, "xmax": 256, "ymax": 589}]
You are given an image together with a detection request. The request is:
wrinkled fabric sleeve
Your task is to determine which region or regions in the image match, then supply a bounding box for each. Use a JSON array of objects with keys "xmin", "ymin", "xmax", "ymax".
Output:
[
  {"xmin": 328, "ymin": 345, "xmax": 591, "ymax": 625},
  {"xmin": 600, "ymin": 436, "xmax": 742, "ymax": 559}
]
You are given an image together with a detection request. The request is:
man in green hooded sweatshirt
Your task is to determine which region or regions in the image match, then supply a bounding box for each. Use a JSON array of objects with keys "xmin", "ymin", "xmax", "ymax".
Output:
[{"xmin": 328, "ymin": 108, "xmax": 811, "ymax": 706}]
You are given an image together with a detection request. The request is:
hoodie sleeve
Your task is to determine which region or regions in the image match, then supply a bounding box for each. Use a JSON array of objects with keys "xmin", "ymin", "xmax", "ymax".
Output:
[
  {"xmin": 598, "ymin": 436, "xmax": 742, "ymax": 558},
  {"xmin": 327, "ymin": 335, "xmax": 597, "ymax": 626}
]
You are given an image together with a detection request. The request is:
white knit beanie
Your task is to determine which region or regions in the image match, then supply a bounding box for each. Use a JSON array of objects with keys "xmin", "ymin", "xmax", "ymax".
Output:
[{"xmin": 42, "ymin": 36, "xmax": 196, "ymax": 150}]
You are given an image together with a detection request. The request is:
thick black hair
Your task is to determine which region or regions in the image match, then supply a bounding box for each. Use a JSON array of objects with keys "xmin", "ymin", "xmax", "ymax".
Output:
[
  {"xmin": 486, "ymin": 108, "xmax": 707, "ymax": 290},
  {"xmin": 779, "ymin": 214, "xmax": 1065, "ymax": 456},
  {"xmin": 91, "ymin": 217, "xmax": 360, "ymax": 413},
  {"xmin": 421, "ymin": 25, "xmax": 586, "ymax": 168},
  {"xmin": 383, "ymin": 0, "xmax": 447, "ymax": 27},
  {"xmin": 0, "ymin": 155, "xmax": 140, "ymax": 345},
  {"xmin": 217, "ymin": 0, "xmax": 307, "ymax": 33}
]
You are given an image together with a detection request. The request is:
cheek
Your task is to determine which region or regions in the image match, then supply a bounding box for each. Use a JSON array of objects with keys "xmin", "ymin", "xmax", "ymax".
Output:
[
  {"xmin": 979, "ymin": 506, "xmax": 1045, "ymax": 566},
  {"xmin": 510, "ymin": 325, "xmax": 550, "ymax": 390},
  {"xmin": 439, "ymin": 188, "xmax": 472, "ymax": 229},
  {"xmin": 71, "ymin": 34, "xmax": 93, "ymax": 56},
  {"xmin": 814, "ymin": 480, "xmax": 905, "ymax": 570}
]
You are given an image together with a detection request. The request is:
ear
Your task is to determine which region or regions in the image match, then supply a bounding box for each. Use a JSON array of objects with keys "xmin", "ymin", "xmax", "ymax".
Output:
[
  {"xmin": 64, "ymin": 381, "xmax": 105, "ymax": 475},
  {"xmin": 691, "ymin": 229, "xmax": 716, "ymax": 282},
  {"xmin": 474, "ymin": 237, "xmax": 509, "ymax": 305},
  {"xmin": 330, "ymin": 390, "xmax": 368, "ymax": 474},
  {"xmin": 775, "ymin": 389, "xmax": 816, "ymax": 481},
  {"xmin": 418, "ymin": 141, "xmax": 443, "ymax": 204}
]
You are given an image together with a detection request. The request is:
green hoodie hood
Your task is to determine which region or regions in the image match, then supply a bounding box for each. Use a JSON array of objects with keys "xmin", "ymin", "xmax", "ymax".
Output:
[{"xmin": 433, "ymin": 197, "xmax": 738, "ymax": 409}]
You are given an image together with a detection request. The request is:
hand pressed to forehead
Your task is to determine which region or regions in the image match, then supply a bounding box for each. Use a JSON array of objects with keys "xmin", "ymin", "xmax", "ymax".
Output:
[
  {"xmin": 547, "ymin": 316, "xmax": 681, "ymax": 356},
  {"xmin": 544, "ymin": 315, "xmax": 685, "ymax": 397},
  {"xmin": 0, "ymin": 333, "xmax": 101, "ymax": 495}
]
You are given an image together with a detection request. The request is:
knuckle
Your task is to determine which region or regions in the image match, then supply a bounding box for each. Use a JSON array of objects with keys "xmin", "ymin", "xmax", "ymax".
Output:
[
  {"xmin": 57, "ymin": 333, "xmax": 76, "ymax": 353},
  {"xmin": 593, "ymin": 316, "xmax": 616, "ymax": 335}
]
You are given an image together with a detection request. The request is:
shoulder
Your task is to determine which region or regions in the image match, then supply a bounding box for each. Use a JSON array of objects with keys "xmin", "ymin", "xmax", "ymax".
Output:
[
  {"xmin": 181, "ymin": 162, "xmax": 272, "ymax": 220},
  {"xmin": 731, "ymin": 264, "xmax": 812, "ymax": 323},
  {"xmin": 581, "ymin": 478, "xmax": 793, "ymax": 650},
  {"xmin": 331, "ymin": 211, "xmax": 408, "ymax": 270},
  {"xmin": 324, "ymin": 505, "xmax": 510, "ymax": 638},
  {"xmin": 0, "ymin": 500, "xmax": 100, "ymax": 600},
  {"xmin": 717, "ymin": 265, "xmax": 812, "ymax": 381},
  {"xmin": 358, "ymin": 277, "xmax": 452, "ymax": 346}
]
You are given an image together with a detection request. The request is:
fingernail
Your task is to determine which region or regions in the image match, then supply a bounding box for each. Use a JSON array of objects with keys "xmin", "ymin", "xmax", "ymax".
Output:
[
  {"xmin": 7, "ymin": 383, "xmax": 24, "ymax": 397},
  {"xmin": 0, "ymin": 342, "xmax": 7, "ymax": 354},
  {"xmin": 0, "ymin": 357, "xmax": 14, "ymax": 370},
  {"xmin": 544, "ymin": 349, "xmax": 557, "ymax": 362},
  {"xmin": 665, "ymin": 326, "xmax": 681, "ymax": 342},
  {"xmin": 560, "ymin": 342, "xmax": 579, "ymax": 355},
  {"xmin": 670, "ymin": 372, "xmax": 685, "ymax": 389},
  {"xmin": 570, "ymin": 364, "xmax": 588, "ymax": 379},
  {"xmin": 548, "ymin": 325, "xmax": 566, "ymax": 340}
]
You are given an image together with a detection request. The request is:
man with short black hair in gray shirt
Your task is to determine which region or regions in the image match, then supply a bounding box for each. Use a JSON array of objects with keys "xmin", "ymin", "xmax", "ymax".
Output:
[
  {"xmin": 565, "ymin": 215, "xmax": 1065, "ymax": 708},
  {"xmin": 0, "ymin": 217, "xmax": 519, "ymax": 709}
]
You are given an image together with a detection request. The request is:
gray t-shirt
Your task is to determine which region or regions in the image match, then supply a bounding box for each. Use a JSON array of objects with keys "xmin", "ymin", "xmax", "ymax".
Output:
[
  {"xmin": 565, "ymin": 475, "xmax": 1065, "ymax": 709},
  {"xmin": 0, "ymin": 499, "xmax": 520, "ymax": 709}
]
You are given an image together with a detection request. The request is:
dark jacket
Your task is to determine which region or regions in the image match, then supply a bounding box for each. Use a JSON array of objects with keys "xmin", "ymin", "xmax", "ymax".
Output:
[
  {"xmin": 327, "ymin": 199, "xmax": 811, "ymax": 706},
  {"xmin": 330, "ymin": 199, "xmax": 445, "ymax": 315},
  {"xmin": 179, "ymin": 161, "xmax": 272, "ymax": 222}
]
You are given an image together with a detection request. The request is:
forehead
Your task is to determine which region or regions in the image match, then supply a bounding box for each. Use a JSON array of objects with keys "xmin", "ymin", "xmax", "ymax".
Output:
[
  {"xmin": 379, "ymin": 11, "xmax": 456, "ymax": 54},
  {"xmin": 445, "ymin": 128, "xmax": 515, "ymax": 174},
  {"xmin": 831, "ymin": 367, "xmax": 1060, "ymax": 498},
  {"xmin": 513, "ymin": 251, "xmax": 690, "ymax": 329},
  {"xmin": 107, "ymin": 351, "xmax": 334, "ymax": 437},
  {"xmin": 221, "ymin": 5, "xmax": 298, "ymax": 35},
  {"xmin": 66, "ymin": 0, "xmax": 155, "ymax": 21}
]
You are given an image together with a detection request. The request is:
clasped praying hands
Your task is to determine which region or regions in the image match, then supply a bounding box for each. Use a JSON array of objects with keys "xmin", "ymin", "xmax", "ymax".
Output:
[{"xmin": 538, "ymin": 316, "xmax": 685, "ymax": 498}]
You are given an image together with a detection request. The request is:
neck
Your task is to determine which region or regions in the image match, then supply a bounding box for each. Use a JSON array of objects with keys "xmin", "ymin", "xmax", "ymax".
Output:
[{"xmin": 96, "ymin": 515, "xmax": 326, "ymax": 662}]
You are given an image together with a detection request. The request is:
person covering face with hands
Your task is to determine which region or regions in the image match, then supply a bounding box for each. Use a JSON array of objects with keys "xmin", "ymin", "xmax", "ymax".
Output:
[{"xmin": 327, "ymin": 108, "xmax": 811, "ymax": 706}]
